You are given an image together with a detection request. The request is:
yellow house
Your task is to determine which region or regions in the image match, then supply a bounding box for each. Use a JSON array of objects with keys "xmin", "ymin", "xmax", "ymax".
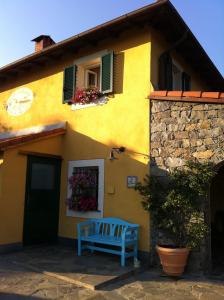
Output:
[{"xmin": 0, "ymin": 0, "xmax": 223, "ymax": 259}]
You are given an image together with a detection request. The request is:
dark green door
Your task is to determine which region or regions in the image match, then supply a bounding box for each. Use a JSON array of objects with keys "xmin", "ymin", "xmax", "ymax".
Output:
[{"xmin": 23, "ymin": 156, "xmax": 61, "ymax": 245}]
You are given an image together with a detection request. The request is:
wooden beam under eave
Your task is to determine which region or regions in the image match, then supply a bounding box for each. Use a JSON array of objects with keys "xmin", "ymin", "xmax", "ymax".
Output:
[
  {"xmin": 18, "ymin": 150, "xmax": 63, "ymax": 160},
  {"xmin": 5, "ymin": 70, "xmax": 18, "ymax": 77}
]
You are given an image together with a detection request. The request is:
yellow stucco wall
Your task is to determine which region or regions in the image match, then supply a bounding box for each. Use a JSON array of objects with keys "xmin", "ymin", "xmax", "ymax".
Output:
[
  {"xmin": 0, "ymin": 28, "xmax": 151, "ymax": 251},
  {"xmin": 0, "ymin": 26, "xmax": 209, "ymax": 252},
  {"xmin": 0, "ymin": 136, "xmax": 63, "ymax": 245}
]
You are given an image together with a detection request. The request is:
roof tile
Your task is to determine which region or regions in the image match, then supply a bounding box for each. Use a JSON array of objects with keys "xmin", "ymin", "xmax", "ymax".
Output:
[
  {"xmin": 182, "ymin": 91, "xmax": 201, "ymax": 98},
  {"xmin": 0, "ymin": 128, "xmax": 65, "ymax": 150},
  {"xmin": 167, "ymin": 91, "xmax": 183, "ymax": 97},
  {"xmin": 201, "ymin": 92, "xmax": 220, "ymax": 98},
  {"xmin": 149, "ymin": 91, "xmax": 224, "ymax": 104},
  {"xmin": 150, "ymin": 91, "xmax": 167, "ymax": 97}
]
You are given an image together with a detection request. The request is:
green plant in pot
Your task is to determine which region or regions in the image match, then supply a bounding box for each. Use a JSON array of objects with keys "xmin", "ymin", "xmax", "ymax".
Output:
[{"xmin": 135, "ymin": 160, "xmax": 216, "ymax": 276}]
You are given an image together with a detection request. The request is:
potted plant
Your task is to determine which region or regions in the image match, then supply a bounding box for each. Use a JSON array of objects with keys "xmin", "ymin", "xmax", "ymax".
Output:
[{"xmin": 135, "ymin": 160, "xmax": 216, "ymax": 276}]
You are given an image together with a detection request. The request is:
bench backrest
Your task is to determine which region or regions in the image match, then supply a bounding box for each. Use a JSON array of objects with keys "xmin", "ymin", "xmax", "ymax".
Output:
[{"xmin": 90, "ymin": 218, "xmax": 137, "ymax": 238}]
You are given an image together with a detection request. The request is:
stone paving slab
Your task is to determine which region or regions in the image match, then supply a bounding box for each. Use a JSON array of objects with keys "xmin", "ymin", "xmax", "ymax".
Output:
[
  {"xmin": 1, "ymin": 245, "xmax": 224, "ymax": 299},
  {"xmin": 2, "ymin": 245, "xmax": 140, "ymax": 290}
]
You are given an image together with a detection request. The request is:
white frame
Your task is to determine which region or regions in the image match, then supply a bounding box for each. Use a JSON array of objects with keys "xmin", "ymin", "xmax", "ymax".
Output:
[{"xmin": 66, "ymin": 159, "xmax": 104, "ymax": 218}]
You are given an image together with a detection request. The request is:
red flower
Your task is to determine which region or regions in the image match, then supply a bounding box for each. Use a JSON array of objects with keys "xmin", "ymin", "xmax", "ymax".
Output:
[{"xmin": 71, "ymin": 88, "xmax": 102, "ymax": 105}]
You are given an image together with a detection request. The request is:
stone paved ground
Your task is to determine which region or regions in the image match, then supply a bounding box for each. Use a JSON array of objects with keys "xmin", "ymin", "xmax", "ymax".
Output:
[{"xmin": 1, "ymin": 258, "xmax": 224, "ymax": 299}]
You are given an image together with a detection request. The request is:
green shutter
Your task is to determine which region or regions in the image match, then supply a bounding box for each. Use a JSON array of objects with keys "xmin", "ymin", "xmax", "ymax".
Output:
[
  {"xmin": 63, "ymin": 65, "xmax": 76, "ymax": 103},
  {"xmin": 158, "ymin": 53, "xmax": 173, "ymax": 90},
  {"xmin": 101, "ymin": 52, "xmax": 113, "ymax": 93},
  {"xmin": 182, "ymin": 72, "xmax": 191, "ymax": 91}
]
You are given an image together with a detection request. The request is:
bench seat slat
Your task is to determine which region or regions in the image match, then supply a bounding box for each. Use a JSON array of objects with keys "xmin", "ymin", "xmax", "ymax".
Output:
[{"xmin": 81, "ymin": 234, "xmax": 122, "ymax": 245}]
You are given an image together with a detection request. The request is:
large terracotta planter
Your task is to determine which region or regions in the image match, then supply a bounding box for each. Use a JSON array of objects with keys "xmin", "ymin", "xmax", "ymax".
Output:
[{"xmin": 156, "ymin": 245, "xmax": 190, "ymax": 277}]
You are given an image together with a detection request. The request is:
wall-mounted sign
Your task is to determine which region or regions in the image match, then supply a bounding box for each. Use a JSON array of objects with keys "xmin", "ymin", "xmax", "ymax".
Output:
[
  {"xmin": 127, "ymin": 176, "xmax": 138, "ymax": 188},
  {"xmin": 6, "ymin": 87, "xmax": 33, "ymax": 116}
]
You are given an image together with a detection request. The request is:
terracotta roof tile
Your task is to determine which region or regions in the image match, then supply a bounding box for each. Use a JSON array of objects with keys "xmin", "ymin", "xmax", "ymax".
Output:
[
  {"xmin": 0, "ymin": 128, "xmax": 65, "ymax": 150},
  {"xmin": 167, "ymin": 91, "xmax": 183, "ymax": 97},
  {"xmin": 150, "ymin": 91, "xmax": 168, "ymax": 97},
  {"xmin": 201, "ymin": 92, "xmax": 220, "ymax": 99},
  {"xmin": 149, "ymin": 91, "xmax": 224, "ymax": 104},
  {"xmin": 182, "ymin": 91, "xmax": 202, "ymax": 98}
]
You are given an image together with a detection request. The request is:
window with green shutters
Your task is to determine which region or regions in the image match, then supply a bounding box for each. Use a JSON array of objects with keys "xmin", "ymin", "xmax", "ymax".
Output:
[
  {"xmin": 101, "ymin": 52, "xmax": 113, "ymax": 94},
  {"xmin": 62, "ymin": 51, "xmax": 114, "ymax": 105},
  {"xmin": 63, "ymin": 65, "xmax": 76, "ymax": 103}
]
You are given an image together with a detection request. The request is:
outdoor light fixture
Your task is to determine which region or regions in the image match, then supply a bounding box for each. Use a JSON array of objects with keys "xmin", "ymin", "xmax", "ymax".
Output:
[{"xmin": 108, "ymin": 147, "xmax": 126, "ymax": 161}]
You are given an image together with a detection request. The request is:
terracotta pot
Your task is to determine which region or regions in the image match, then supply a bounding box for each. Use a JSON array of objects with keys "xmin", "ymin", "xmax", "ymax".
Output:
[{"xmin": 156, "ymin": 245, "xmax": 190, "ymax": 277}]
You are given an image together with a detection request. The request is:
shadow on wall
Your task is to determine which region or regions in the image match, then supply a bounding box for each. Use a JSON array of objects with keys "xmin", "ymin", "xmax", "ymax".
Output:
[
  {"xmin": 60, "ymin": 124, "xmax": 149, "ymax": 218},
  {"xmin": 0, "ymin": 123, "xmax": 12, "ymax": 133},
  {"xmin": 113, "ymin": 52, "xmax": 124, "ymax": 95},
  {"xmin": 57, "ymin": 124, "xmax": 150, "ymax": 254}
]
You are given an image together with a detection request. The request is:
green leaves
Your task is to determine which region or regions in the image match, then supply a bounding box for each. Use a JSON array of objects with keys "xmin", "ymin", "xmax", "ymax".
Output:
[{"xmin": 135, "ymin": 160, "xmax": 216, "ymax": 249}]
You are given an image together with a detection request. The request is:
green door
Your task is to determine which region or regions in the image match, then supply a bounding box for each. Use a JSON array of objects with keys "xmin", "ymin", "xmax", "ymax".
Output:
[{"xmin": 23, "ymin": 156, "xmax": 61, "ymax": 245}]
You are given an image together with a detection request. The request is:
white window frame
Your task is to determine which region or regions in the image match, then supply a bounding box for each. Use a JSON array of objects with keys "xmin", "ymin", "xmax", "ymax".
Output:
[
  {"xmin": 73, "ymin": 50, "xmax": 109, "ymax": 91},
  {"xmin": 66, "ymin": 159, "xmax": 104, "ymax": 218}
]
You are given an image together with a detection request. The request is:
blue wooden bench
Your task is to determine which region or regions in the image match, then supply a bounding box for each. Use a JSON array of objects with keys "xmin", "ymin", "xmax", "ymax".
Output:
[{"xmin": 77, "ymin": 218, "xmax": 139, "ymax": 266}]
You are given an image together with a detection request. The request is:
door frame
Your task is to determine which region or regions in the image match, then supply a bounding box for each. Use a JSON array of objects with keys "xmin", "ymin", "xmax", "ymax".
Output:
[{"xmin": 23, "ymin": 155, "xmax": 62, "ymax": 245}]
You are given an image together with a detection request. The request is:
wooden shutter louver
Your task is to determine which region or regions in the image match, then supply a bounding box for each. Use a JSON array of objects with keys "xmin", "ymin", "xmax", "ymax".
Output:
[
  {"xmin": 63, "ymin": 65, "xmax": 76, "ymax": 103},
  {"xmin": 101, "ymin": 52, "xmax": 113, "ymax": 93}
]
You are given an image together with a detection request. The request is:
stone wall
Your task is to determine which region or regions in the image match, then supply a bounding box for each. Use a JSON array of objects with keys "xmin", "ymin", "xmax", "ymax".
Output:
[
  {"xmin": 151, "ymin": 101, "xmax": 224, "ymax": 173},
  {"xmin": 150, "ymin": 100, "xmax": 224, "ymax": 272}
]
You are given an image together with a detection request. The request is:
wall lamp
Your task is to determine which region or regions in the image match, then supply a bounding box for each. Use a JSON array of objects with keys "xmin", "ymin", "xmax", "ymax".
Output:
[{"xmin": 108, "ymin": 147, "xmax": 126, "ymax": 161}]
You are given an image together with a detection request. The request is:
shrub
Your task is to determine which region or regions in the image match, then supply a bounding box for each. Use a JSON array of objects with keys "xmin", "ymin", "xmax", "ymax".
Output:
[{"xmin": 135, "ymin": 160, "xmax": 216, "ymax": 248}]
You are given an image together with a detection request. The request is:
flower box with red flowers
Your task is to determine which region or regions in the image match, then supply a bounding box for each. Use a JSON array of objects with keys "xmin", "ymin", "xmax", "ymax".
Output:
[{"xmin": 70, "ymin": 88, "xmax": 103, "ymax": 105}]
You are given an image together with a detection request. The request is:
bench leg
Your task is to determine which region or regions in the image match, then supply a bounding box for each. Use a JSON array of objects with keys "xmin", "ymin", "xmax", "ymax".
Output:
[
  {"xmin": 134, "ymin": 241, "xmax": 138, "ymax": 259},
  {"xmin": 90, "ymin": 242, "xmax": 94, "ymax": 254},
  {"xmin": 121, "ymin": 244, "xmax": 125, "ymax": 267},
  {"xmin": 133, "ymin": 242, "xmax": 138, "ymax": 265},
  {"xmin": 78, "ymin": 238, "xmax": 82, "ymax": 256}
]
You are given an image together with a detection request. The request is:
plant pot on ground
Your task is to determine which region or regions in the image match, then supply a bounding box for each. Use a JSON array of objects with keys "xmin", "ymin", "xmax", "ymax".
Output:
[{"xmin": 135, "ymin": 160, "xmax": 216, "ymax": 276}]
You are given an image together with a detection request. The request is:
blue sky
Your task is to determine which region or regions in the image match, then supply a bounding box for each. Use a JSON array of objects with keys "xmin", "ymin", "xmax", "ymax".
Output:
[{"xmin": 0, "ymin": 0, "xmax": 223, "ymax": 76}]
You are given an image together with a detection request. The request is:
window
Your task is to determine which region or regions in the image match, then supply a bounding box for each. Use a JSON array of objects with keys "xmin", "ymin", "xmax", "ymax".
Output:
[
  {"xmin": 85, "ymin": 66, "xmax": 100, "ymax": 89},
  {"xmin": 86, "ymin": 70, "xmax": 98, "ymax": 88},
  {"xmin": 158, "ymin": 53, "xmax": 191, "ymax": 91},
  {"xmin": 67, "ymin": 159, "xmax": 104, "ymax": 218},
  {"xmin": 182, "ymin": 72, "xmax": 191, "ymax": 91},
  {"xmin": 172, "ymin": 63, "xmax": 182, "ymax": 90},
  {"xmin": 62, "ymin": 51, "xmax": 113, "ymax": 103}
]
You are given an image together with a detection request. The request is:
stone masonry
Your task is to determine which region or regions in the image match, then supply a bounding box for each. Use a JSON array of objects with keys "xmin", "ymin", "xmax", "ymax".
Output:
[
  {"xmin": 150, "ymin": 101, "xmax": 224, "ymax": 173},
  {"xmin": 150, "ymin": 100, "xmax": 224, "ymax": 272}
]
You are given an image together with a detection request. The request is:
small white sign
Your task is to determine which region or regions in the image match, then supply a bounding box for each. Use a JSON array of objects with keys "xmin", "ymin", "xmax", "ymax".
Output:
[{"xmin": 127, "ymin": 176, "xmax": 138, "ymax": 188}]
